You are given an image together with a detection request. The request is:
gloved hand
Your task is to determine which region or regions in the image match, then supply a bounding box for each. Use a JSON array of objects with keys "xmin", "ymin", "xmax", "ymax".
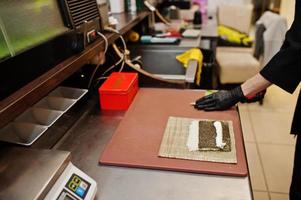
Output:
[{"xmin": 194, "ymin": 86, "xmax": 245, "ymax": 111}]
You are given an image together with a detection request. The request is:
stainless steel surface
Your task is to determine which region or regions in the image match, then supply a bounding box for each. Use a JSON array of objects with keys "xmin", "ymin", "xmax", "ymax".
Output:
[
  {"xmin": 179, "ymin": 36, "xmax": 202, "ymax": 47},
  {"xmin": 98, "ymin": 167, "xmax": 251, "ymax": 200},
  {"xmin": 54, "ymin": 106, "xmax": 253, "ymax": 200},
  {"xmin": 130, "ymin": 46, "xmax": 190, "ymax": 75},
  {"xmin": 128, "ymin": 44, "xmax": 199, "ymax": 84},
  {"xmin": 185, "ymin": 60, "xmax": 198, "ymax": 83},
  {"xmin": 0, "ymin": 147, "xmax": 71, "ymax": 200},
  {"xmin": 153, "ymin": 59, "xmax": 197, "ymax": 83}
]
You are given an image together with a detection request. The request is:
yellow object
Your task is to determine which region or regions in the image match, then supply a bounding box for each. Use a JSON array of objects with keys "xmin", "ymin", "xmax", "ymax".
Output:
[
  {"xmin": 205, "ymin": 90, "xmax": 217, "ymax": 96},
  {"xmin": 176, "ymin": 48, "xmax": 203, "ymax": 85},
  {"xmin": 127, "ymin": 30, "xmax": 140, "ymax": 42},
  {"xmin": 218, "ymin": 25, "xmax": 253, "ymax": 46}
]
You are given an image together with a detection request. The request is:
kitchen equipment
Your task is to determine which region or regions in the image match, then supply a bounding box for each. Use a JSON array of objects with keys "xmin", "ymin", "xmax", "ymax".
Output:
[
  {"xmin": 0, "ymin": 87, "xmax": 88, "ymax": 146},
  {"xmin": 59, "ymin": 0, "xmax": 103, "ymax": 47}
]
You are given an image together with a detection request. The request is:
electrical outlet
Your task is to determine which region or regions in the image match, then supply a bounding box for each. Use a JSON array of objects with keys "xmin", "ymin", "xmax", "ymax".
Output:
[{"xmin": 87, "ymin": 30, "xmax": 97, "ymax": 43}]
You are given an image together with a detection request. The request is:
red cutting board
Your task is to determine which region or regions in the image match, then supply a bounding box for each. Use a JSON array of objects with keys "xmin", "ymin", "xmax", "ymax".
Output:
[{"xmin": 99, "ymin": 88, "xmax": 248, "ymax": 176}]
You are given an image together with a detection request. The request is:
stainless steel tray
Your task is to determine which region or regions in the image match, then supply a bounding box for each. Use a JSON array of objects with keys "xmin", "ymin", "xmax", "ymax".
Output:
[
  {"xmin": 0, "ymin": 87, "xmax": 88, "ymax": 146},
  {"xmin": 14, "ymin": 107, "xmax": 63, "ymax": 127},
  {"xmin": 0, "ymin": 122, "xmax": 47, "ymax": 146},
  {"xmin": 49, "ymin": 86, "xmax": 88, "ymax": 100},
  {"xmin": 34, "ymin": 96, "xmax": 77, "ymax": 112}
]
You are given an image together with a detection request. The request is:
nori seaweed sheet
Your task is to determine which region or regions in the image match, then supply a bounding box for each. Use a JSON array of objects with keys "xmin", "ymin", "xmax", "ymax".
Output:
[{"xmin": 198, "ymin": 121, "xmax": 231, "ymax": 152}]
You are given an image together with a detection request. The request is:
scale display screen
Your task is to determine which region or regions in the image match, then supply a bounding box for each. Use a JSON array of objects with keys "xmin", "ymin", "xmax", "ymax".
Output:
[{"xmin": 0, "ymin": 0, "xmax": 68, "ymax": 61}]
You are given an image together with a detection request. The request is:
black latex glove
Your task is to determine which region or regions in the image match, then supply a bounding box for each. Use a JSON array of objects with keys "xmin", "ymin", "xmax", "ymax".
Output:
[{"xmin": 194, "ymin": 87, "xmax": 245, "ymax": 111}]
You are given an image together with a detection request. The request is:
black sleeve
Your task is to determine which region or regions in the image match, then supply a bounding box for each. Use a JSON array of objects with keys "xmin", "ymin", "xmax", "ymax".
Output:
[{"xmin": 260, "ymin": 0, "xmax": 301, "ymax": 93}]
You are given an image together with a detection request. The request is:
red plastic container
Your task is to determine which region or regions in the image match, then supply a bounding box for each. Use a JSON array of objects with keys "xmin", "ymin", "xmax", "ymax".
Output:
[{"xmin": 99, "ymin": 72, "xmax": 139, "ymax": 110}]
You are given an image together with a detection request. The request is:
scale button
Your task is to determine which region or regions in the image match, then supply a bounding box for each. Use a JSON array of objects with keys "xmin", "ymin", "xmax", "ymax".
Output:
[
  {"xmin": 73, "ymin": 176, "xmax": 81, "ymax": 184},
  {"xmin": 75, "ymin": 187, "xmax": 85, "ymax": 197},
  {"xmin": 80, "ymin": 181, "xmax": 88, "ymax": 190},
  {"xmin": 69, "ymin": 183, "xmax": 77, "ymax": 191}
]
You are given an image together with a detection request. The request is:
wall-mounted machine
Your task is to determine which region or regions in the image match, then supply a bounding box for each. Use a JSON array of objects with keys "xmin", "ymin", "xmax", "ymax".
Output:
[{"xmin": 59, "ymin": 0, "xmax": 103, "ymax": 48}]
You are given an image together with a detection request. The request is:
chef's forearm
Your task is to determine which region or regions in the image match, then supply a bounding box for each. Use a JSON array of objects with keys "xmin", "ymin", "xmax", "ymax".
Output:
[{"xmin": 241, "ymin": 73, "xmax": 272, "ymax": 97}]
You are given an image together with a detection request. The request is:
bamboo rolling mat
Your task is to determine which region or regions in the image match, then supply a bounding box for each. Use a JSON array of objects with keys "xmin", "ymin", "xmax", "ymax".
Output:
[{"xmin": 159, "ymin": 117, "xmax": 237, "ymax": 163}]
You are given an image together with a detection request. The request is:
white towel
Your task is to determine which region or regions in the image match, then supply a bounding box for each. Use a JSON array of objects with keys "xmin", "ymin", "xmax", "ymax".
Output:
[{"xmin": 256, "ymin": 11, "xmax": 287, "ymax": 66}]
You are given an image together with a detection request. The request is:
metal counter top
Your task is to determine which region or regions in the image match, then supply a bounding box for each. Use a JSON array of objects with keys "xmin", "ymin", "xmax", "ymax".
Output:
[
  {"xmin": 54, "ymin": 106, "xmax": 253, "ymax": 200},
  {"xmin": 0, "ymin": 147, "xmax": 70, "ymax": 200}
]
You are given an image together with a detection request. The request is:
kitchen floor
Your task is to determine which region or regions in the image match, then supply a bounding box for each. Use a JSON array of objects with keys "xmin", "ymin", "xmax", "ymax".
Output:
[{"xmin": 239, "ymin": 85, "xmax": 300, "ymax": 200}]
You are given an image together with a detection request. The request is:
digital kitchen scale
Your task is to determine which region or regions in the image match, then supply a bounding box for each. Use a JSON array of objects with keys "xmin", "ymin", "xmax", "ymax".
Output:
[{"xmin": 45, "ymin": 163, "xmax": 97, "ymax": 200}]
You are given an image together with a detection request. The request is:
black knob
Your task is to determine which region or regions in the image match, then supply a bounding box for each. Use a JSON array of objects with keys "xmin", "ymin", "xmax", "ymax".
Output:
[{"xmin": 193, "ymin": 10, "xmax": 202, "ymax": 25}]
